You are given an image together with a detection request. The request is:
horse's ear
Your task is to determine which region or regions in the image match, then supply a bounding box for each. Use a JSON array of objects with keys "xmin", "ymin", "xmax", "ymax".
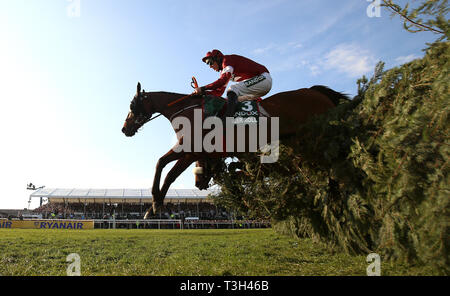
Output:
[{"xmin": 137, "ymin": 82, "xmax": 141, "ymax": 94}]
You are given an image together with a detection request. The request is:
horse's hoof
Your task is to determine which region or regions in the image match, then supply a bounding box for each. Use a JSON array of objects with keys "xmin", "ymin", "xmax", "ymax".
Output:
[{"xmin": 143, "ymin": 209, "xmax": 152, "ymax": 220}]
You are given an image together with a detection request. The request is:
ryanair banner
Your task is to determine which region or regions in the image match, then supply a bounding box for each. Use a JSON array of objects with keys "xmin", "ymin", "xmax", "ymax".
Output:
[{"xmin": 0, "ymin": 219, "xmax": 94, "ymax": 230}]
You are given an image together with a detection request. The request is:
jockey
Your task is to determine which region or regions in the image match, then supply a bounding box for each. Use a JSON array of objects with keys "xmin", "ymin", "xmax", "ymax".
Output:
[{"xmin": 194, "ymin": 49, "xmax": 272, "ymax": 117}]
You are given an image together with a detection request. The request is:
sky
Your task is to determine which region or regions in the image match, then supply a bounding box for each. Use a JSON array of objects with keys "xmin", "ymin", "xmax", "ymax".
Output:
[{"xmin": 0, "ymin": 0, "xmax": 440, "ymax": 209}]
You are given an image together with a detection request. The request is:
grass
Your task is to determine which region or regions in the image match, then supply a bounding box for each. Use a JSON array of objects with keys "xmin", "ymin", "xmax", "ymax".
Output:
[{"xmin": 0, "ymin": 228, "xmax": 436, "ymax": 276}]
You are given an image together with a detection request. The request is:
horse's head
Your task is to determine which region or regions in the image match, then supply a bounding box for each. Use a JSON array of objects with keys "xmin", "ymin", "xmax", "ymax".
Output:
[{"xmin": 122, "ymin": 82, "xmax": 156, "ymax": 137}]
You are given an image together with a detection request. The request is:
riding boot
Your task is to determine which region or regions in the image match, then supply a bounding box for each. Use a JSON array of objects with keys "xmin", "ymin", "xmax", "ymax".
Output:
[{"xmin": 225, "ymin": 91, "xmax": 238, "ymax": 118}]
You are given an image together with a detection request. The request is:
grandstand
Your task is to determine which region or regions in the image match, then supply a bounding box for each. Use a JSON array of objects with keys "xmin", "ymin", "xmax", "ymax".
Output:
[
  {"xmin": 28, "ymin": 187, "xmax": 222, "ymax": 219},
  {"xmin": 19, "ymin": 187, "xmax": 272, "ymax": 229},
  {"xmin": 30, "ymin": 188, "xmax": 215, "ymax": 204},
  {"xmin": 0, "ymin": 209, "xmax": 25, "ymax": 219}
]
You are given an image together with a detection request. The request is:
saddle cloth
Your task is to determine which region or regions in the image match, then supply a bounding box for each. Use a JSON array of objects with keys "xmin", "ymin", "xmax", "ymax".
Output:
[{"xmin": 202, "ymin": 95, "xmax": 263, "ymax": 124}]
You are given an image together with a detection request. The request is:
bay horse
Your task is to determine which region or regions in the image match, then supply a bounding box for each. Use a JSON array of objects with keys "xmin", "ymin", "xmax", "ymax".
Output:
[{"xmin": 122, "ymin": 83, "xmax": 348, "ymax": 217}]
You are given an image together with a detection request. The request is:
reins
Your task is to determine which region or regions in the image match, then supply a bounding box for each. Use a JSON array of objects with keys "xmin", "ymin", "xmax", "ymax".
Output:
[
  {"xmin": 166, "ymin": 93, "xmax": 195, "ymax": 107},
  {"xmin": 168, "ymin": 103, "xmax": 202, "ymax": 122},
  {"xmin": 142, "ymin": 112, "xmax": 163, "ymax": 124},
  {"xmin": 166, "ymin": 77, "xmax": 199, "ymax": 107}
]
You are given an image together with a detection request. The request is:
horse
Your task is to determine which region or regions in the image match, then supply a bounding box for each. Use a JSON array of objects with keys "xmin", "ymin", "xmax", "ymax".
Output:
[
  {"xmin": 193, "ymin": 86, "xmax": 350, "ymax": 191},
  {"xmin": 122, "ymin": 82, "xmax": 348, "ymax": 218}
]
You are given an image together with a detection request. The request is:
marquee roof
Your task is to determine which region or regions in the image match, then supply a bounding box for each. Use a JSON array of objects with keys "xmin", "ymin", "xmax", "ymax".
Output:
[{"xmin": 29, "ymin": 188, "xmax": 219, "ymax": 204}]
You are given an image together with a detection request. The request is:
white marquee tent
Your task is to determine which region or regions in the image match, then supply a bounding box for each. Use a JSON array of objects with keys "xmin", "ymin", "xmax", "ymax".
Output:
[{"xmin": 29, "ymin": 187, "xmax": 219, "ymax": 204}]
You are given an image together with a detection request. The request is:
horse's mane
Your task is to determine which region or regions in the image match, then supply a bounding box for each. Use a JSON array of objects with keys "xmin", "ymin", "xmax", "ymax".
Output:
[{"xmin": 309, "ymin": 85, "xmax": 350, "ymax": 106}]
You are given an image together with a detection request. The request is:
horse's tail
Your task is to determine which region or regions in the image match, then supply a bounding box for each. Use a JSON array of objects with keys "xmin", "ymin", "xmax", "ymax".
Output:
[{"xmin": 310, "ymin": 85, "xmax": 350, "ymax": 106}]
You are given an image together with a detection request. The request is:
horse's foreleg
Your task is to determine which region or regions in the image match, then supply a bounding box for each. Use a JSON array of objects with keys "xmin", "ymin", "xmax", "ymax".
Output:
[{"xmin": 144, "ymin": 155, "xmax": 194, "ymax": 219}]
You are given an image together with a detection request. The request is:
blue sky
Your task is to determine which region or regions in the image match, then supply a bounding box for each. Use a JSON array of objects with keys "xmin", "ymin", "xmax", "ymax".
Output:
[{"xmin": 0, "ymin": 0, "xmax": 439, "ymax": 209}]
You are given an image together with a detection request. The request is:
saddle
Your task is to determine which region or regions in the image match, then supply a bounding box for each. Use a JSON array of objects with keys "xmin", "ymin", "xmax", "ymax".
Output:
[{"xmin": 190, "ymin": 77, "xmax": 266, "ymax": 123}]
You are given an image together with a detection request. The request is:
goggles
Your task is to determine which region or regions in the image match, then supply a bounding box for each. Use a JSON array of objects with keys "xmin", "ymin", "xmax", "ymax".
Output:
[{"xmin": 205, "ymin": 58, "xmax": 214, "ymax": 66}]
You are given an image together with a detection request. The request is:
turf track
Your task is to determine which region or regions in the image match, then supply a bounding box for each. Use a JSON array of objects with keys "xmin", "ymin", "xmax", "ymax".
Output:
[{"xmin": 0, "ymin": 229, "xmax": 435, "ymax": 276}]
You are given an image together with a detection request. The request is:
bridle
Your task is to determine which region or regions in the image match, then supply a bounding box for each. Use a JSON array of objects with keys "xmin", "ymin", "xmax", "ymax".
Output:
[
  {"xmin": 129, "ymin": 76, "xmax": 203, "ymax": 132},
  {"xmin": 135, "ymin": 112, "xmax": 163, "ymax": 125},
  {"xmin": 132, "ymin": 93, "xmax": 203, "ymax": 126},
  {"xmin": 131, "ymin": 77, "xmax": 200, "ymax": 125},
  {"xmin": 130, "ymin": 92, "xmax": 163, "ymax": 125}
]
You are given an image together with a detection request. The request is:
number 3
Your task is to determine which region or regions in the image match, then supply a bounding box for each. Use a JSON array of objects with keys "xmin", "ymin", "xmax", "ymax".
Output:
[{"xmin": 242, "ymin": 101, "xmax": 253, "ymax": 111}]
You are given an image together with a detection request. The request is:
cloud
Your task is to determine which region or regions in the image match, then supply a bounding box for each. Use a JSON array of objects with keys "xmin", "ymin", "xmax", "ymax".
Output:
[
  {"xmin": 395, "ymin": 54, "xmax": 419, "ymax": 65},
  {"xmin": 268, "ymin": 53, "xmax": 305, "ymax": 72},
  {"xmin": 323, "ymin": 43, "xmax": 376, "ymax": 77},
  {"xmin": 288, "ymin": 41, "xmax": 303, "ymax": 49},
  {"xmin": 255, "ymin": 42, "xmax": 376, "ymax": 78},
  {"xmin": 251, "ymin": 41, "xmax": 305, "ymax": 73},
  {"xmin": 309, "ymin": 64, "xmax": 320, "ymax": 76},
  {"xmin": 252, "ymin": 43, "xmax": 277, "ymax": 55},
  {"xmin": 270, "ymin": 43, "xmax": 377, "ymax": 77},
  {"xmin": 252, "ymin": 41, "xmax": 303, "ymax": 56},
  {"xmin": 235, "ymin": 0, "xmax": 287, "ymax": 17},
  {"xmin": 309, "ymin": 1, "xmax": 361, "ymax": 37}
]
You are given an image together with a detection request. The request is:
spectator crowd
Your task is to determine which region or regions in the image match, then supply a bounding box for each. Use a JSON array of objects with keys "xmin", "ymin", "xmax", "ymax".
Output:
[{"xmin": 32, "ymin": 201, "xmax": 233, "ymax": 220}]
